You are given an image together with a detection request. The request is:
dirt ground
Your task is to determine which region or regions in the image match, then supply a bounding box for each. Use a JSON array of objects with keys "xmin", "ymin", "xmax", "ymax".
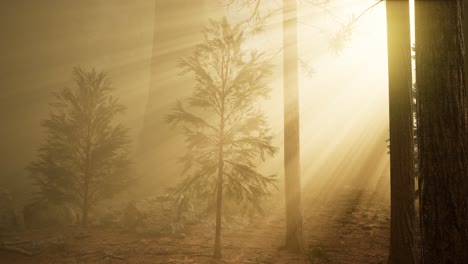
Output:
[{"xmin": 0, "ymin": 189, "xmax": 390, "ymax": 264}]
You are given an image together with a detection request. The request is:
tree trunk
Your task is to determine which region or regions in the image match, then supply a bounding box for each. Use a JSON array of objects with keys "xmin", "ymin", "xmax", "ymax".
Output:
[
  {"xmin": 137, "ymin": 0, "xmax": 211, "ymax": 190},
  {"xmin": 415, "ymin": 1, "xmax": 468, "ymax": 263},
  {"xmin": 282, "ymin": 0, "xmax": 304, "ymax": 252},
  {"xmin": 82, "ymin": 186, "xmax": 89, "ymax": 228},
  {"xmin": 214, "ymin": 111, "xmax": 225, "ymax": 259},
  {"xmin": 82, "ymin": 137, "xmax": 92, "ymax": 228},
  {"xmin": 213, "ymin": 145, "xmax": 224, "ymax": 259},
  {"xmin": 386, "ymin": 1, "xmax": 417, "ymax": 263},
  {"xmin": 465, "ymin": 0, "xmax": 468, "ymax": 87}
]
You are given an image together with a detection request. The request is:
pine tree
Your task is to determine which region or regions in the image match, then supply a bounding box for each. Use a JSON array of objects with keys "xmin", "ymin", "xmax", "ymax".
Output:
[
  {"xmin": 415, "ymin": 0, "xmax": 468, "ymax": 262},
  {"xmin": 385, "ymin": 1, "xmax": 416, "ymax": 263},
  {"xmin": 28, "ymin": 68, "xmax": 132, "ymax": 227},
  {"xmin": 282, "ymin": 0, "xmax": 304, "ymax": 252},
  {"xmin": 166, "ymin": 18, "xmax": 278, "ymax": 259}
]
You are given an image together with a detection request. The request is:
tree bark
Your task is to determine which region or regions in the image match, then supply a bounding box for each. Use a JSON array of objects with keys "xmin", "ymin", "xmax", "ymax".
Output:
[
  {"xmin": 465, "ymin": 0, "xmax": 468, "ymax": 87},
  {"xmin": 385, "ymin": 1, "xmax": 417, "ymax": 263},
  {"xmin": 415, "ymin": 1, "xmax": 468, "ymax": 263},
  {"xmin": 283, "ymin": 0, "xmax": 304, "ymax": 252}
]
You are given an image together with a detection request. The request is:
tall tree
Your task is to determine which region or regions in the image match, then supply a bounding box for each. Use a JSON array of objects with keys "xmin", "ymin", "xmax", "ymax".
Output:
[
  {"xmin": 282, "ymin": 0, "xmax": 304, "ymax": 252},
  {"xmin": 166, "ymin": 18, "xmax": 278, "ymax": 259},
  {"xmin": 465, "ymin": 0, "xmax": 468, "ymax": 84},
  {"xmin": 28, "ymin": 68, "xmax": 132, "ymax": 227},
  {"xmin": 415, "ymin": 1, "xmax": 468, "ymax": 263},
  {"xmin": 137, "ymin": 0, "xmax": 212, "ymax": 190},
  {"xmin": 385, "ymin": 1, "xmax": 416, "ymax": 263}
]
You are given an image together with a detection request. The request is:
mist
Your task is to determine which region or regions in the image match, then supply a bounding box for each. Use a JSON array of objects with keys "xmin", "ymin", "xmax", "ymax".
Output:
[{"xmin": 1, "ymin": 0, "xmax": 467, "ymax": 263}]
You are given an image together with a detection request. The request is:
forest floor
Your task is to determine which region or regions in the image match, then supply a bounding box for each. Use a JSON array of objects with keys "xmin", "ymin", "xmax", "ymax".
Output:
[{"xmin": 0, "ymin": 187, "xmax": 390, "ymax": 264}]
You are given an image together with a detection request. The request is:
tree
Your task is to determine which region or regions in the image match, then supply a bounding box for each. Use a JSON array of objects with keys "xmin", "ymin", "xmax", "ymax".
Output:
[
  {"xmin": 137, "ymin": 0, "xmax": 211, "ymax": 190},
  {"xmin": 465, "ymin": 0, "xmax": 468, "ymax": 86},
  {"xmin": 385, "ymin": 1, "xmax": 416, "ymax": 263},
  {"xmin": 282, "ymin": 0, "xmax": 304, "ymax": 252},
  {"xmin": 231, "ymin": 1, "xmax": 386, "ymax": 253},
  {"xmin": 28, "ymin": 67, "xmax": 132, "ymax": 227},
  {"xmin": 415, "ymin": 1, "xmax": 468, "ymax": 263},
  {"xmin": 166, "ymin": 18, "xmax": 278, "ymax": 259}
]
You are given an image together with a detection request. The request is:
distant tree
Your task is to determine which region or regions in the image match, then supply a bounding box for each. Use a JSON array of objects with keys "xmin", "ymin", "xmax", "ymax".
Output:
[
  {"xmin": 385, "ymin": 1, "xmax": 416, "ymax": 263},
  {"xmin": 282, "ymin": 0, "xmax": 304, "ymax": 253},
  {"xmin": 138, "ymin": 0, "xmax": 210, "ymax": 190},
  {"xmin": 166, "ymin": 18, "xmax": 278, "ymax": 259},
  {"xmin": 415, "ymin": 1, "xmax": 468, "ymax": 263},
  {"xmin": 28, "ymin": 68, "xmax": 132, "ymax": 227},
  {"xmin": 231, "ymin": 0, "xmax": 384, "ymax": 253}
]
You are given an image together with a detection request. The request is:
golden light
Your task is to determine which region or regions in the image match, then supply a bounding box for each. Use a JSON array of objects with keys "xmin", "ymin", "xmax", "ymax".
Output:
[
  {"xmin": 0, "ymin": 1, "xmax": 424, "ymax": 262},
  {"xmin": 296, "ymin": 0, "xmax": 389, "ymax": 202}
]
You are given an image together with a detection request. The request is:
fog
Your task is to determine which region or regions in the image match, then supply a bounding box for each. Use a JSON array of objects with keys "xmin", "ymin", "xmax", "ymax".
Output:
[{"xmin": 0, "ymin": 1, "xmax": 398, "ymax": 263}]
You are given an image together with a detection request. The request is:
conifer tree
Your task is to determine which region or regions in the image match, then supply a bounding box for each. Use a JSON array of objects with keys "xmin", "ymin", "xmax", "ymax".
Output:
[
  {"xmin": 28, "ymin": 68, "xmax": 132, "ymax": 227},
  {"xmin": 166, "ymin": 18, "xmax": 278, "ymax": 259}
]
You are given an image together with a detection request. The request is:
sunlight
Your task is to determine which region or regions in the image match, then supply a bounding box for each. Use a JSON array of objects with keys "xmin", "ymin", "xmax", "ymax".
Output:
[
  {"xmin": 410, "ymin": 0, "xmax": 416, "ymax": 83},
  {"xmin": 1, "ymin": 1, "xmax": 436, "ymax": 263},
  {"xmin": 296, "ymin": 1, "xmax": 390, "ymax": 203},
  {"xmin": 141, "ymin": 1, "xmax": 397, "ymax": 206},
  {"xmin": 410, "ymin": 0, "xmax": 415, "ymax": 45}
]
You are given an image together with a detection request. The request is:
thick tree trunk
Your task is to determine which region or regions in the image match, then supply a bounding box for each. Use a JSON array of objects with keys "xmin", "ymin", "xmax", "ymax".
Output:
[
  {"xmin": 465, "ymin": 0, "xmax": 468, "ymax": 86},
  {"xmin": 282, "ymin": 0, "xmax": 304, "ymax": 252},
  {"xmin": 415, "ymin": 1, "xmax": 468, "ymax": 263},
  {"xmin": 385, "ymin": 1, "xmax": 417, "ymax": 263}
]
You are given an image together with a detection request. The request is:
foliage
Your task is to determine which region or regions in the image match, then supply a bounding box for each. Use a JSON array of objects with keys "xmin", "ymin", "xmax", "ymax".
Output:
[
  {"xmin": 28, "ymin": 68, "xmax": 132, "ymax": 210},
  {"xmin": 166, "ymin": 17, "xmax": 278, "ymax": 216},
  {"xmin": 328, "ymin": 15, "xmax": 355, "ymax": 54}
]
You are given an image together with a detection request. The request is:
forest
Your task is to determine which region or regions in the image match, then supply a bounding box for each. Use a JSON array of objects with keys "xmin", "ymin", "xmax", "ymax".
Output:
[{"xmin": 0, "ymin": 0, "xmax": 467, "ymax": 263}]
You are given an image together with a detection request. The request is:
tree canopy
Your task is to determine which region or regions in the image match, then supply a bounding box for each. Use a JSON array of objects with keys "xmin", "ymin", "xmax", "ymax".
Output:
[{"xmin": 28, "ymin": 67, "xmax": 133, "ymax": 226}]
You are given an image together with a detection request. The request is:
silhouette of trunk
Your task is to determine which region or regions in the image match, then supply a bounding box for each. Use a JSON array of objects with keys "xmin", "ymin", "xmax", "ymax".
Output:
[
  {"xmin": 138, "ymin": 0, "xmax": 210, "ymax": 189},
  {"xmin": 282, "ymin": 0, "xmax": 304, "ymax": 252},
  {"xmin": 82, "ymin": 190, "xmax": 89, "ymax": 227},
  {"xmin": 415, "ymin": 1, "xmax": 468, "ymax": 263},
  {"xmin": 385, "ymin": 1, "xmax": 416, "ymax": 263},
  {"xmin": 82, "ymin": 165, "xmax": 90, "ymax": 227},
  {"xmin": 214, "ymin": 116, "xmax": 225, "ymax": 259}
]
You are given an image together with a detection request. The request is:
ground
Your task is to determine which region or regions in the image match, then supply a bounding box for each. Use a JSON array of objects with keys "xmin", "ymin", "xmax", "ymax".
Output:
[{"xmin": 0, "ymin": 188, "xmax": 389, "ymax": 264}]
